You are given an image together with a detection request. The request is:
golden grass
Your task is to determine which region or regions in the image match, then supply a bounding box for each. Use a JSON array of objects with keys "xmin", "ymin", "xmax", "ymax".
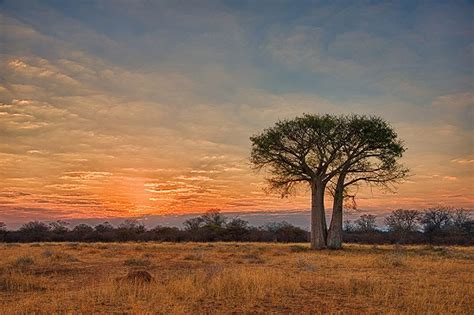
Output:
[{"xmin": 0, "ymin": 242, "xmax": 472, "ymax": 314}]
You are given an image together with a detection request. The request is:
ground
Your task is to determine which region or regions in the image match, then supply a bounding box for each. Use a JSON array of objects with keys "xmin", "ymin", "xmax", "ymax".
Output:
[{"xmin": 0, "ymin": 242, "xmax": 472, "ymax": 314}]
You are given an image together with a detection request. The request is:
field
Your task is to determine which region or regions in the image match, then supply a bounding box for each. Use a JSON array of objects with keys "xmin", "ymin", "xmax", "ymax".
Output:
[{"xmin": 0, "ymin": 242, "xmax": 472, "ymax": 314}]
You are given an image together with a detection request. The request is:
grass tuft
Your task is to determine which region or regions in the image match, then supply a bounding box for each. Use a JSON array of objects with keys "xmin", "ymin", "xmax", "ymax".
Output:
[
  {"xmin": 289, "ymin": 245, "xmax": 310, "ymax": 253},
  {"xmin": 123, "ymin": 258, "xmax": 151, "ymax": 267},
  {"xmin": 11, "ymin": 256, "xmax": 35, "ymax": 269}
]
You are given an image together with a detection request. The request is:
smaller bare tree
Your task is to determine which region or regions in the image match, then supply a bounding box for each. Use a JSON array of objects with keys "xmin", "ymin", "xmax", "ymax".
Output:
[
  {"xmin": 421, "ymin": 207, "xmax": 453, "ymax": 234},
  {"xmin": 49, "ymin": 220, "xmax": 70, "ymax": 234},
  {"xmin": 385, "ymin": 209, "xmax": 422, "ymax": 242},
  {"xmin": 354, "ymin": 214, "xmax": 377, "ymax": 232},
  {"xmin": 451, "ymin": 209, "xmax": 471, "ymax": 230},
  {"xmin": 385, "ymin": 209, "xmax": 422, "ymax": 232}
]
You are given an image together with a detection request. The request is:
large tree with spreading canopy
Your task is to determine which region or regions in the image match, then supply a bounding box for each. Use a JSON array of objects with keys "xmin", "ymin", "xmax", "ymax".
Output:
[{"xmin": 250, "ymin": 114, "xmax": 408, "ymax": 249}]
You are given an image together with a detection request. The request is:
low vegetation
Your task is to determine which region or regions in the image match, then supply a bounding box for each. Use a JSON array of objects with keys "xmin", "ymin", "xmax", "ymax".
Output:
[
  {"xmin": 0, "ymin": 242, "xmax": 472, "ymax": 314},
  {"xmin": 1, "ymin": 207, "xmax": 472, "ymax": 245}
]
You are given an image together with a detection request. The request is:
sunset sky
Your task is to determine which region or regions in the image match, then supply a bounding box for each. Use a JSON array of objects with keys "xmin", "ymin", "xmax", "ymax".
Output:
[{"xmin": 0, "ymin": 1, "xmax": 473, "ymax": 226}]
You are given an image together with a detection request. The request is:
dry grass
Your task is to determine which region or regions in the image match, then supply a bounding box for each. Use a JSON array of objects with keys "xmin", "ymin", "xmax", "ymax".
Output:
[{"xmin": 0, "ymin": 243, "xmax": 472, "ymax": 314}]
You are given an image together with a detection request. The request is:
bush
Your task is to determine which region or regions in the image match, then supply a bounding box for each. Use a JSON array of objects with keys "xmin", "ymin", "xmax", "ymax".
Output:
[
  {"xmin": 289, "ymin": 245, "xmax": 310, "ymax": 252},
  {"xmin": 11, "ymin": 256, "xmax": 35, "ymax": 269},
  {"xmin": 123, "ymin": 258, "xmax": 151, "ymax": 267}
]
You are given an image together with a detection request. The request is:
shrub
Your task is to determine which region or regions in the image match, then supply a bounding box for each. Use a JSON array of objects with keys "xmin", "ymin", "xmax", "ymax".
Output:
[
  {"xmin": 0, "ymin": 272, "xmax": 45, "ymax": 292},
  {"xmin": 123, "ymin": 258, "xmax": 151, "ymax": 267},
  {"xmin": 183, "ymin": 253, "xmax": 203, "ymax": 261},
  {"xmin": 11, "ymin": 256, "xmax": 35, "ymax": 268},
  {"xmin": 242, "ymin": 253, "xmax": 265, "ymax": 264},
  {"xmin": 42, "ymin": 249, "xmax": 54, "ymax": 258},
  {"xmin": 289, "ymin": 245, "xmax": 310, "ymax": 253},
  {"xmin": 42, "ymin": 249, "xmax": 79, "ymax": 262},
  {"xmin": 295, "ymin": 259, "xmax": 316, "ymax": 272}
]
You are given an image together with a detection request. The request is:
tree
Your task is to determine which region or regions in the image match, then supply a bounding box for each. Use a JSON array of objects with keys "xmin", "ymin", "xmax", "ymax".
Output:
[
  {"xmin": 19, "ymin": 221, "xmax": 51, "ymax": 241},
  {"xmin": 263, "ymin": 221, "xmax": 308, "ymax": 242},
  {"xmin": 94, "ymin": 221, "xmax": 114, "ymax": 233},
  {"xmin": 183, "ymin": 217, "xmax": 204, "ymax": 232},
  {"xmin": 72, "ymin": 224, "xmax": 94, "ymax": 240},
  {"xmin": 117, "ymin": 219, "xmax": 146, "ymax": 241},
  {"xmin": 326, "ymin": 115, "xmax": 407, "ymax": 249},
  {"xmin": 451, "ymin": 209, "xmax": 471, "ymax": 231},
  {"xmin": 0, "ymin": 222, "xmax": 7, "ymax": 242},
  {"xmin": 201, "ymin": 210, "xmax": 227, "ymax": 229},
  {"xmin": 49, "ymin": 220, "xmax": 70, "ymax": 234},
  {"xmin": 118, "ymin": 219, "xmax": 145, "ymax": 233},
  {"xmin": 354, "ymin": 214, "xmax": 377, "ymax": 232},
  {"xmin": 225, "ymin": 217, "xmax": 250, "ymax": 241},
  {"xmin": 183, "ymin": 210, "xmax": 229, "ymax": 241},
  {"xmin": 250, "ymin": 114, "xmax": 347, "ymax": 249},
  {"xmin": 250, "ymin": 114, "xmax": 407, "ymax": 249},
  {"xmin": 73, "ymin": 223, "xmax": 94, "ymax": 234},
  {"xmin": 150, "ymin": 225, "xmax": 183, "ymax": 242},
  {"xmin": 385, "ymin": 209, "xmax": 422, "ymax": 233},
  {"xmin": 421, "ymin": 207, "xmax": 453, "ymax": 235}
]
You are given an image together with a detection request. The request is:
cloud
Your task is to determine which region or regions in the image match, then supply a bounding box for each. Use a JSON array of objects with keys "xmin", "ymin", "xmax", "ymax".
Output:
[
  {"xmin": 432, "ymin": 92, "xmax": 474, "ymax": 129},
  {"xmin": 451, "ymin": 158, "xmax": 474, "ymax": 165},
  {"xmin": 0, "ymin": 1, "xmax": 472, "ymax": 224}
]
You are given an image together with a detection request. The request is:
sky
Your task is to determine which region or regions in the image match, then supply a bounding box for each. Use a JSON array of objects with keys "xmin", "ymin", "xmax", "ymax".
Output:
[{"xmin": 0, "ymin": 0, "xmax": 473, "ymax": 227}]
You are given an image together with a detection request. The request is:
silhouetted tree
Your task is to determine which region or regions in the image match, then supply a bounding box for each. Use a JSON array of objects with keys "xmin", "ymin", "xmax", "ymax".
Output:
[
  {"xmin": 49, "ymin": 220, "xmax": 70, "ymax": 234},
  {"xmin": 263, "ymin": 221, "xmax": 308, "ymax": 242},
  {"xmin": 117, "ymin": 219, "xmax": 145, "ymax": 241},
  {"xmin": 199, "ymin": 211, "xmax": 229, "ymax": 241},
  {"xmin": 201, "ymin": 210, "xmax": 227, "ymax": 228},
  {"xmin": 19, "ymin": 221, "xmax": 51, "ymax": 241},
  {"xmin": 72, "ymin": 224, "xmax": 94, "ymax": 240},
  {"xmin": 0, "ymin": 222, "xmax": 7, "ymax": 241},
  {"xmin": 183, "ymin": 217, "xmax": 204, "ymax": 231},
  {"xmin": 225, "ymin": 218, "xmax": 250, "ymax": 241},
  {"xmin": 94, "ymin": 222, "xmax": 114, "ymax": 233},
  {"xmin": 118, "ymin": 219, "xmax": 145, "ymax": 232},
  {"xmin": 421, "ymin": 207, "xmax": 453, "ymax": 234},
  {"xmin": 354, "ymin": 214, "xmax": 377, "ymax": 232},
  {"xmin": 73, "ymin": 223, "xmax": 94, "ymax": 234},
  {"xmin": 385, "ymin": 209, "xmax": 421, "ymax": 230},
  {"xmin": 150, "ymin": 225, "xmax": 184, "ymax": 242},
  {"xmin": 451, "ymin": 209, "xmax": 471, "ymax": 232},
  {"xmin": 384, "ymin": 209, "xmax": 422, "ymax": 243}
]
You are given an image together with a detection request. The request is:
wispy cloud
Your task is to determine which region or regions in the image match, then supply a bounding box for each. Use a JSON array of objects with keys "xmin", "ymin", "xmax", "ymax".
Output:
[{"xmin": 0, "ymin": 0, "xmax": 472, "ymax": 224}]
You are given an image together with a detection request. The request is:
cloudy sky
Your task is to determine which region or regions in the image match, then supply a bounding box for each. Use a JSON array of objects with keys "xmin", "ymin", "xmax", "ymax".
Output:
[{"xmin": 0, "ymin": 0, "xmax": 473, "ymax": 225}]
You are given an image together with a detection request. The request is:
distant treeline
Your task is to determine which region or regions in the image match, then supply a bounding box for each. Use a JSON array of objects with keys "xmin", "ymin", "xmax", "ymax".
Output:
[{"xmin": 0, "ymin": 207, "xmax": 472, "ymax": 245}]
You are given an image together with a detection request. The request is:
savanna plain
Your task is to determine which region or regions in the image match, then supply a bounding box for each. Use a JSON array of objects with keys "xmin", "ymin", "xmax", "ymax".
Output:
[{"xmin": 0, "ymin": 242, "xmax": 472, "ymax": 314}]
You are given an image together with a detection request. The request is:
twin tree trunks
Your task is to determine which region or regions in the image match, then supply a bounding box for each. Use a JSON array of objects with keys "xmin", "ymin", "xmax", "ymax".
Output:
[{"xmin": 310, "ymin": 180, "xmax": 344, "ymax": 250}]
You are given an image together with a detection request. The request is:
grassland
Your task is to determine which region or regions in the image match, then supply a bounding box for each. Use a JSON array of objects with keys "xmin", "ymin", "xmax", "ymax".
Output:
[{"xmin": 0, "ymin": 242, "xmax": 472, "ymax": 314}]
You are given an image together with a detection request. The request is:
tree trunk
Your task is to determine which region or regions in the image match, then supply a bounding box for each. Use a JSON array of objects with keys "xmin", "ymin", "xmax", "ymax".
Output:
[
  {"xmin": 310, "ymin": 180, "xmax": 327, "ymax": 249},
  {"xmin": 327, "ymin": 176, "xmax": 345, "ymax": 249}
]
